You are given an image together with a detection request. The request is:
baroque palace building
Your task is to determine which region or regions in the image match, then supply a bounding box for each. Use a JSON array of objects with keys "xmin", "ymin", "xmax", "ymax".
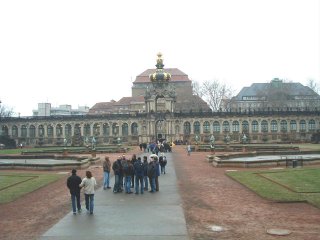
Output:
[{"xmin": 1, "ymin": 53, "xmax": 320, "ymax": 146}]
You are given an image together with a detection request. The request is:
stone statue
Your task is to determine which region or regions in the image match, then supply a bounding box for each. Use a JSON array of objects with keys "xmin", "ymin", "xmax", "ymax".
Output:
[
  {"xmin": 91, "ymin": 136, "xmax": 96, "ymax": 149},
  {"xmin": 210, "ymin": 135, "xmax": 215, "ymax": 145},
  {"xmin": 63, "ymin": 138, "xmax": 67, "ymax": 147},
  {"xmin": 242, "ymin": 134, "xmax": 247, "ymax": 144}
]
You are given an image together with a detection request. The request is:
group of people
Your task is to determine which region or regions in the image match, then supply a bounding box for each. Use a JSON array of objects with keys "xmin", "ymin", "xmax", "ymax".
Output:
[
  {"xmin": 67, "ymin": 153, "xmax": 167, "ymax": 215},
  {"xmin": 109, "ymin": 153, "xmax": 167, "ymax": 194},
  {"xmin": 139, "ymin": 141, "xmax": 172, "ymax": 153},
  {"xmin": 66, "ymin": 169, "xmax": 97, "ymax": 215}
]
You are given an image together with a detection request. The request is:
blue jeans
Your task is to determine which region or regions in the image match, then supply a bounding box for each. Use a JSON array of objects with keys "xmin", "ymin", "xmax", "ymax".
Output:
[
  {"xmin": 125, "ymin": 176, "xmax": 132, "ymax": 193},
  {"xmin": 150, "ymin": 177, "xmax": 156, "ymax": 192},
  {"xmin": 114, "ymin": 174, "xmax": 121, "ymax": 192},
  {"xmin": 143, "ymin": 176, "xmax": 148, "ymax": 190},
  {"xmin": 103, "ymin": 171, "xmax": 110, "ymax": 188},
  {"xmin": 85, "ymin": 194, "xmax": 94, "ymax": 214},
  {"xmin": 71, "ymin": 192, "xmax": 81, "ymax": 213},
  {"xmin": 135, "ymin": 176, "xmax": 144, "ymax": 194}
]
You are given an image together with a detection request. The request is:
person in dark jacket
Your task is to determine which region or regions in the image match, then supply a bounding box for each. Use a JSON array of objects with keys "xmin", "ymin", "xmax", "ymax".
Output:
[
  {"xmin": 147, "ymin": 158, "xmax": 156, "ymax": 193},
  {"xmin": 67, "ymin": 169, "xmax": 82, "ymax": 214},
  {"xmin": 142, "ymin": 156, "xmax": 149, "ymax": 190},
  {"xmin": 112, "ymin": 158, "xmax": 122, "ymax": 193},
  {"xmin": 123, "ymin": 160, "xmax": 134, "ymax": 194},
  {"xmin": 131, "ymin": 154, "xmax": 137, "ymax": 188},
  {"xmin": 134, "ymin": 157, "xmax": 144, "ymax": 194},
  {"xmin": 154, "ymin": 156, "xmax": 160, "ymax": 191}
]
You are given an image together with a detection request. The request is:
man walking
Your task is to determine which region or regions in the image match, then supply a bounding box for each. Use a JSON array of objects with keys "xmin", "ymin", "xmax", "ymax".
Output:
[{"xmin": 67, "ymin": 169, "xmax": 82, "ymax": 215}]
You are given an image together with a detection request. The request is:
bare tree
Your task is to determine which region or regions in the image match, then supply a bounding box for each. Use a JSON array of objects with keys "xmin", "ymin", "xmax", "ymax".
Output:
[
  {"xmin": 0, "ymin": 102, "xmax": 14, "ymax": 118},
  {"xmin": 307, "ymin": 79, "xmax": 319, "ymax": 94},
  {"xmin": 191, "ymin": 80, "xmax": 203, "ymax": 97},
  {"xmin": 201, "ymin": 80, "xmax": 233, "ymax": 111}
]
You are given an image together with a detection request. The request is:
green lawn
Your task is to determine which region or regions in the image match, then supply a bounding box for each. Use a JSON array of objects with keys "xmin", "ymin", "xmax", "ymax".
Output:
[
  {"xmin": 226, "ymin": 168, "xmax": 320, "ymax": 209},
  {"xmin": 0, "ymin": 172, "xmax": 64, "ymax": 204}
]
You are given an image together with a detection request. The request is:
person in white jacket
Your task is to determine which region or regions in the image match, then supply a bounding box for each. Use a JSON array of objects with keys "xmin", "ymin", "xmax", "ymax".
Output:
[{"xmin": 79, "ymin": 171, "xmax": 97, "ymax": 214}]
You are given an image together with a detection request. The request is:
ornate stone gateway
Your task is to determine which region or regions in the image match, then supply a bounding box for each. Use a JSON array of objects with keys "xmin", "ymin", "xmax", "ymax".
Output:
[{"xmin": 145, "ymin": 53, "xmax": 176, "ymax": 142}]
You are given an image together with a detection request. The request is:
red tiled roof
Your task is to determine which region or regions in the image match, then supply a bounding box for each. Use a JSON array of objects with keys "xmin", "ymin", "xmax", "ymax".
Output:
[
  {"xmin": 134, "ymin": 68, "xmax": 190, "ymax": 83},
  {"xmin": 114, "ymin": 96, "xmax": 145, "ymax": 106}
]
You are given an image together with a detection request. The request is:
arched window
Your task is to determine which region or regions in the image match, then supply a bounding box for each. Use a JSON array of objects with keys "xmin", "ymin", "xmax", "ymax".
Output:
[
  {"xmin": 223, "ymin": 121, "xmax": 230, "ymax": 132},
  {"xmin": 183, "ymin": 122, "xmax": 191, "ymax": 135},
  {"xmin": 103, "ymin": 123, "xmax": 110, "ymax": 136},
  {"xmin": 2, "ymin": 126, "xmax": 9, "ymax": 136},
  {"xmin": 29, "ymin": 125, "xmax": 36, "ymax": 138},
  {"xmin": 252, "ymin": 120, "xmax": 259, "ymax": 132},
  {"xmin": 280, "ymin": 120, "xmax": 287, "ymax": 132},
  {"xmin": 213, "ymin": 121, "xmax": 220, "ymax": 133},
  {"xmin": 12, "ymin": 125, "xmax": 18, "ymax": 137},
  {"xmin": 131, "ymin": 123, "xmax": 138, "ymax": 135},
  {"xmin": 242, "ymin": 121, "xmax": 249, "ymax": 133},
  {"xmin": 122, "ymin": 123, "xmax": 128, "ymax": 136},
  {"xmin": 21, "ymin": 125, "xmax": 27, "ymax": 138},
  {"xmin": 203, "ymin": 121, "xmax": 210, "ymax": 133},
  {"xmin": 261, "ymin": 120, "xmax": 268, "ymax": 132},
  {"xmin": 65, "ymin": 124, "xmax": 72, "ymax": 137},
  {"xmin": 271, "ymin": 120, "xmax": 278, "ymax": 132},
  {"xmin": 308, "ymin": 119, "xmax": 316, "ymax": 131},
  {"xmin": 232, "ymin": 121, "xmax": 239, "ymax": 132},
  {"xmin": 84, "ymin": 124, "xmax": 91, "ymax": 136},
  {"xmin": 290, "ymin": 120, "xmax": 297, "ymax": 131},
  {"xmin": 47, "ymin": 125, "xmax": 53, "ymax": 138},
  {"xmin": 299, "ymin": 120, "xmax": 306, "ymax": 131},
  {"xmin": 194, "ymin": 121, "xmax": 200, "ymax": 134}
]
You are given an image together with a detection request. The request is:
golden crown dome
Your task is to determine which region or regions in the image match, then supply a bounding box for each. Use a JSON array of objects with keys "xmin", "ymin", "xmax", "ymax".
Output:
[{"xmin": 149, "ymin": 53, "xmax": 171, "ymax": 82}]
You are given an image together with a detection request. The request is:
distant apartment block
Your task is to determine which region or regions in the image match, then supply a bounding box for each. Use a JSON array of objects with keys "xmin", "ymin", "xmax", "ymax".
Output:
[{"xmin": 33, "ymin": 103, "xmax": 89, "ymax": 116}]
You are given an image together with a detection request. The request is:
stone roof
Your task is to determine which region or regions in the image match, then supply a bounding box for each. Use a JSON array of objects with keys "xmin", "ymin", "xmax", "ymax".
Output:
[
  {"xmin": 234, "ymin": 82, "xmax": 319, "ymax": 100},
  {"xmin": 114, "ymin": 96, "xmax": 145, "ymax": 106},
  {"xmin": 175, "ymin": 95, "xmax": 211, "ymax": 112},
  {"xmin": 88, "ymin": 101, "xmax": 116, "ymax": 114},
  {"xmin": 134, "ymin": 68, "xmax": 190, "ymax": 83}
]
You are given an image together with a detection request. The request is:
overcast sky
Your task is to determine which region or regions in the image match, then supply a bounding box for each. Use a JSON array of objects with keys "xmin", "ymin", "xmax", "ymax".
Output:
[{"xmin": 1, "ymin": 0, "xmax": 319, "ymax": 116}]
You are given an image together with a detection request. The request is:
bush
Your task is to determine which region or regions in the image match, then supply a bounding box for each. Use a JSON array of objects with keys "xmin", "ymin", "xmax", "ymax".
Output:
[{"xmin": 0, "ymin": 135, "xmax": 16, "ymax": 148}]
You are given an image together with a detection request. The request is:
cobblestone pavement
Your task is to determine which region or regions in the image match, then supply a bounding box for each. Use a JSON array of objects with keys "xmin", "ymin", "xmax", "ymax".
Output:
[
  {"xmin": 172, "ymin": 145, "xmax": 320, "ymax": 240},
  {"xmin": 1, "ymin": 145, "xmax": 320, "ymax": 240}
]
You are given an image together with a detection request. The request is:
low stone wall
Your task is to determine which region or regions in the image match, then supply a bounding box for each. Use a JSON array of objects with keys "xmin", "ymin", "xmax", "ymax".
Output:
[
  {"xmin": 206, "ymin": 151, "xmax": 320, "ymax": 168},
  {"xmin": 0, "ymin": 155, "xmax": 100, "ymax": 171}
]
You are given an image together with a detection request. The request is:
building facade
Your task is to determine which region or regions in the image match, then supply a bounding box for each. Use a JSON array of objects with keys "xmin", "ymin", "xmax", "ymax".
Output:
[
  {"xmin": 1, "ymin": 54, "xmax": 320, "ymax": 146},
  {"xmin": 33, "ymin": 103, "xmax": 89, "ymax": 116}
]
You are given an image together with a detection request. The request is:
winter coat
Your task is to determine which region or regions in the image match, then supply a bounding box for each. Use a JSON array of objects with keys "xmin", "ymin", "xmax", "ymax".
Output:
[{"xmin": 67, "ymin": 174, "xmax": 82, "ymax": 194}]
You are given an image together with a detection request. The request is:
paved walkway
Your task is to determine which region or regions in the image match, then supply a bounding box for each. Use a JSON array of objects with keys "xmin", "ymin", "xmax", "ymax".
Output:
[{"xmin": 41, "ymin": 152, "xmax": 189, "ymax": 240}]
